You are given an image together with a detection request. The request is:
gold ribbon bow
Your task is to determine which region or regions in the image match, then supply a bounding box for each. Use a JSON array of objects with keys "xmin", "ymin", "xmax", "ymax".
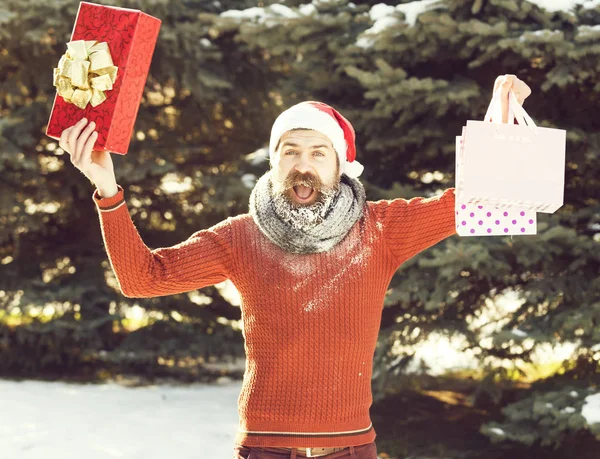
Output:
[{"xmin": 53, "ymin": 40, "xmax": 119, "ymax": 110}]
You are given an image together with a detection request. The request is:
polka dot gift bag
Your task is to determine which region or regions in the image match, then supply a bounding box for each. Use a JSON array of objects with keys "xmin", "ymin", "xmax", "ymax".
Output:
[
  {"xmin": 458, "ymin": 89, "xmax": 566, "ymax": 214},
  {"xmin": 456, "ymin": 133, "xmax": 537, "ymax": 237}
]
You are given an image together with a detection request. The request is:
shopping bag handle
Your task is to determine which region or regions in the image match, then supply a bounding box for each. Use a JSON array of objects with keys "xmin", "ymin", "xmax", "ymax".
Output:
[
  {"xmin": 484, "ymin": 87, "xmax": 537, "ymax": 131},
  {"xmin": 484, "ymin": 87, "xmax": 504, "ymax": 123},
  {"xmin": 508, "ymin": 90, "xmax": 537, "ymax": 128}
]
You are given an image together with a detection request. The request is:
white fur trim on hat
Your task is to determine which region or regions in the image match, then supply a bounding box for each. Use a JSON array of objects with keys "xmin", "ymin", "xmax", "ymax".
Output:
[{"xmin": 342, "ymin": 159, "xmax": 364, "ymax": 178}]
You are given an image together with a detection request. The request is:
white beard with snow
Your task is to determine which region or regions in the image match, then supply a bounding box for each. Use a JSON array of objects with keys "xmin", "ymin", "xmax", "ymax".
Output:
[{"xmin": 271, "ymin": 180, "xmax": 338, "ymax": 232}]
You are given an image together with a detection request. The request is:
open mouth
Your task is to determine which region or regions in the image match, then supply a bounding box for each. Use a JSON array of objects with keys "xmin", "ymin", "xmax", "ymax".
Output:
[{"xmin": 292, "ymin": 185, "xmax": 315, "ymax": 203}]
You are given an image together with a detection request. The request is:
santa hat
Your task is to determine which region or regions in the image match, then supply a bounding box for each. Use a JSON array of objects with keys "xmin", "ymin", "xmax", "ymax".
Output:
[{"xmin": 269, "ymin": 101, "xmax": 364, "ymax": 178}]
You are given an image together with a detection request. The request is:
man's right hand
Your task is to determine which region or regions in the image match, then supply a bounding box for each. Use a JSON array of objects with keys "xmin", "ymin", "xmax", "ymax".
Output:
[{"xmin": 59, "ymin": 118, "xmax": 118, "ymax": 197}]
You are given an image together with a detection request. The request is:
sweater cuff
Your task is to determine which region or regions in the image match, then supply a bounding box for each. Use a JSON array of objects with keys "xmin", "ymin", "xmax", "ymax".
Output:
[{"xmin": 92, "ymin": 184, "xmax": 126, "ymax": 212}]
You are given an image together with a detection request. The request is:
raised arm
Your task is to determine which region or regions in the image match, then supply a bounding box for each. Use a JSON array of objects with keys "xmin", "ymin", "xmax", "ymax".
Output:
[
  {"xmin": 369, "ymin": 187, "xmax": 456, "ymax": 267},
  {"xmin": 58, "ymin": 118, "xmax": 232, "ymax": 298},
  {"xmin": 93, "ymin": 185, "xmax": 232, "ymax": 298}
]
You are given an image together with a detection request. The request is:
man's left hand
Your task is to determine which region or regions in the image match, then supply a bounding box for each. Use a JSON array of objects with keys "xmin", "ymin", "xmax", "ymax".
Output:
[{"xmin": 493, "ymin": 74, "xmax": 532, "ymax": 123}]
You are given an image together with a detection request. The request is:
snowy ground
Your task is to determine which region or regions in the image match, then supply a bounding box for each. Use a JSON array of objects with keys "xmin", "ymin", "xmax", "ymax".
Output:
[
  {"xmin": 2, "ymin": 371, "xmax": 599, "ymax": 459},
  {"xmin": 1, "ymin": 379, "xmax": 242, "ymax": 459}
]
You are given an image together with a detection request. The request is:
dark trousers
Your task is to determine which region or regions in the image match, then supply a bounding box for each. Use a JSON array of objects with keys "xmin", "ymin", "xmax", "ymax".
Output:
[{"xmin": 232, "ymin": 441, "xmax": 378, "ymax": 459}]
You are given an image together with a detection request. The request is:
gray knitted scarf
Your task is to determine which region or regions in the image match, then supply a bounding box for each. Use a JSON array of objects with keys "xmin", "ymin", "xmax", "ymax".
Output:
[{"xmin": 249, "ymin": 170, "xmax": 366, "ymax": 254}]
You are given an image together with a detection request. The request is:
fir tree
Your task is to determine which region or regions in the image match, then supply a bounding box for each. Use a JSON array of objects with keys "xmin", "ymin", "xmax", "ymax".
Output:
[{"xmin": 1, "ymin": 0, "xmax": 598, "ymax": 448}]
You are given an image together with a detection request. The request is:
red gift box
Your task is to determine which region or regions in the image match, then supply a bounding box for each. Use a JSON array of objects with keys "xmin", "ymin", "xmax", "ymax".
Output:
[{"xmin": 46, "ymin": 2, "xmax": 161, "ymax": 155}]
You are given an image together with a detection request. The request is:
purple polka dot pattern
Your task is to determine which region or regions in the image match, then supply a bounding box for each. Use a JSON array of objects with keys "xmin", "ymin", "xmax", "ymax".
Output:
[{"xmin": 455, "ymin": 203, "xmax": 537, "ymax": 237}]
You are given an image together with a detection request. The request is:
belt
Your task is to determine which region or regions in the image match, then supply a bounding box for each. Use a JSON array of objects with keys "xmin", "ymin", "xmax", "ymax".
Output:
[{"xmin": 290, "ymin": 446, "xmax": 349, "ymax": 457}]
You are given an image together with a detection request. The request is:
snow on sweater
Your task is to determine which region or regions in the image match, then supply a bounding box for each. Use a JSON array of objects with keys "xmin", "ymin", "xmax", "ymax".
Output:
[{"xmin": 92, "ymin": 184, "xmax": 457, "ymax": 448}]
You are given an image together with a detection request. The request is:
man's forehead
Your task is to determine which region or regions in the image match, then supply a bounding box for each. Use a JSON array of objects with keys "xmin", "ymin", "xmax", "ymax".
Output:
[{"xmin": 280, "ymin": 130, "xmax": 333, "ymax": 148}]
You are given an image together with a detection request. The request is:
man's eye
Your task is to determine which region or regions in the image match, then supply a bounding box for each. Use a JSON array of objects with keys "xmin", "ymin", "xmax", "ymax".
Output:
[{"xmin": 283, "ymin": 150, "xmax": 324, "ymax": 156}]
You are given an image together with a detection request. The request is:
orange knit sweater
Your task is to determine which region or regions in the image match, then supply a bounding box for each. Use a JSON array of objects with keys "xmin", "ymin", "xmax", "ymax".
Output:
[{"xmin": 92, "ymin": 185, "xmax": 457, "ymax": 448}]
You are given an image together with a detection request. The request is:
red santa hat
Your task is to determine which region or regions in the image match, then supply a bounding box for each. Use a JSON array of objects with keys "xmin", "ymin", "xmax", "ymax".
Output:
[{"xmin": 269, "ymin": 101, "xmax": 364, "ymax": 178}]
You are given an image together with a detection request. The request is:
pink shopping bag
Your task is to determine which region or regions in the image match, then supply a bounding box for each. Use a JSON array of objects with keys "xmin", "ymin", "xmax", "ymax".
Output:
[
  {"xmin": 458, "ymin": 89, "xmax": 566, "ymax": 213},
  {"xmin": 456, "ymin": 134, "xmax": 537, "ymax": 236}
]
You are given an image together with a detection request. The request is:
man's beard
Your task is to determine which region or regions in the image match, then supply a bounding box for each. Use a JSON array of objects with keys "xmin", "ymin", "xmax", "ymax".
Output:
[{"xmin": 271, "ymin": 170, "xmax": 340, "ymax": 231}]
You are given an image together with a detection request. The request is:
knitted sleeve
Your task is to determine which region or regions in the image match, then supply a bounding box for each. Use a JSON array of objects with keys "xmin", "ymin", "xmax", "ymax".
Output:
[
  {"xmin": 92, "ymin": 185, "xmax": 232, "ymax": 298},
  {"xmin": 369, "ymin": 187, "xmax": 456, "ymax": 267}
]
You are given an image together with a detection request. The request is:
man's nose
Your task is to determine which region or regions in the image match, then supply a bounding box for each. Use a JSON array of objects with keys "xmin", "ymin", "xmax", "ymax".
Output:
[{"xmin": 294, "ymin": 156, "xmax": 312, "ymax": 174}]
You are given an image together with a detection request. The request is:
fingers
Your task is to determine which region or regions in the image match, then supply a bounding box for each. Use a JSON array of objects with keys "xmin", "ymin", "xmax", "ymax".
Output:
[
  {"xmin": 60, "ymin": 118, "xmax": 86, "ymax": 156},
  {"xmin": 493, "ymin": 75, "xmax": 510, "ymax": 95},
  {"xmin": 58, "ymin": 118, "xmax": 101, "ymax": 175},
  {"xmin": 67, "ymin": 118, "xmax": 87, "ymax": 156},
  {"xmin": 58, "ymin": 123, "xmax": 77, "ymax": 155},
  {"xmin": 74, "ymin": 121, "xmax": 96, "ymax": 164},
  {"xmin": 80, "ymin": 130, "xmax": 99, "ymax": 168},
  {"xmin": 493, "ymin": 74, "xmax": 531, "ymax": 106},
  {"xmin": 493, "ymin": 74, "xmax": 515, "ymax": 95},
  {"xmin": 514, "ymin": 79, "xmax": 532, "ymax": 105},
  {"xmin": 501, "ymin": 74, "xmax": 515, "ymax": 95},
  {"xmin": 68, "ymin": 118, "xmax": 88, "ymax": 162},
  {"xmin": 515, "ymin": 94, "xmax": 525, "ymax": 105},
  {"xmin": 59, "ymin": 128, "xmax": 69, "ymax": 153}
]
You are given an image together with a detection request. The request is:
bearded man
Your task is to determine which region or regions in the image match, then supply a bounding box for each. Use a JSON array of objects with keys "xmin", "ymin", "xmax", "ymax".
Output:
[{"xmin": 60, "ymin": 75, "xmax": 531, "ymax": 459}]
